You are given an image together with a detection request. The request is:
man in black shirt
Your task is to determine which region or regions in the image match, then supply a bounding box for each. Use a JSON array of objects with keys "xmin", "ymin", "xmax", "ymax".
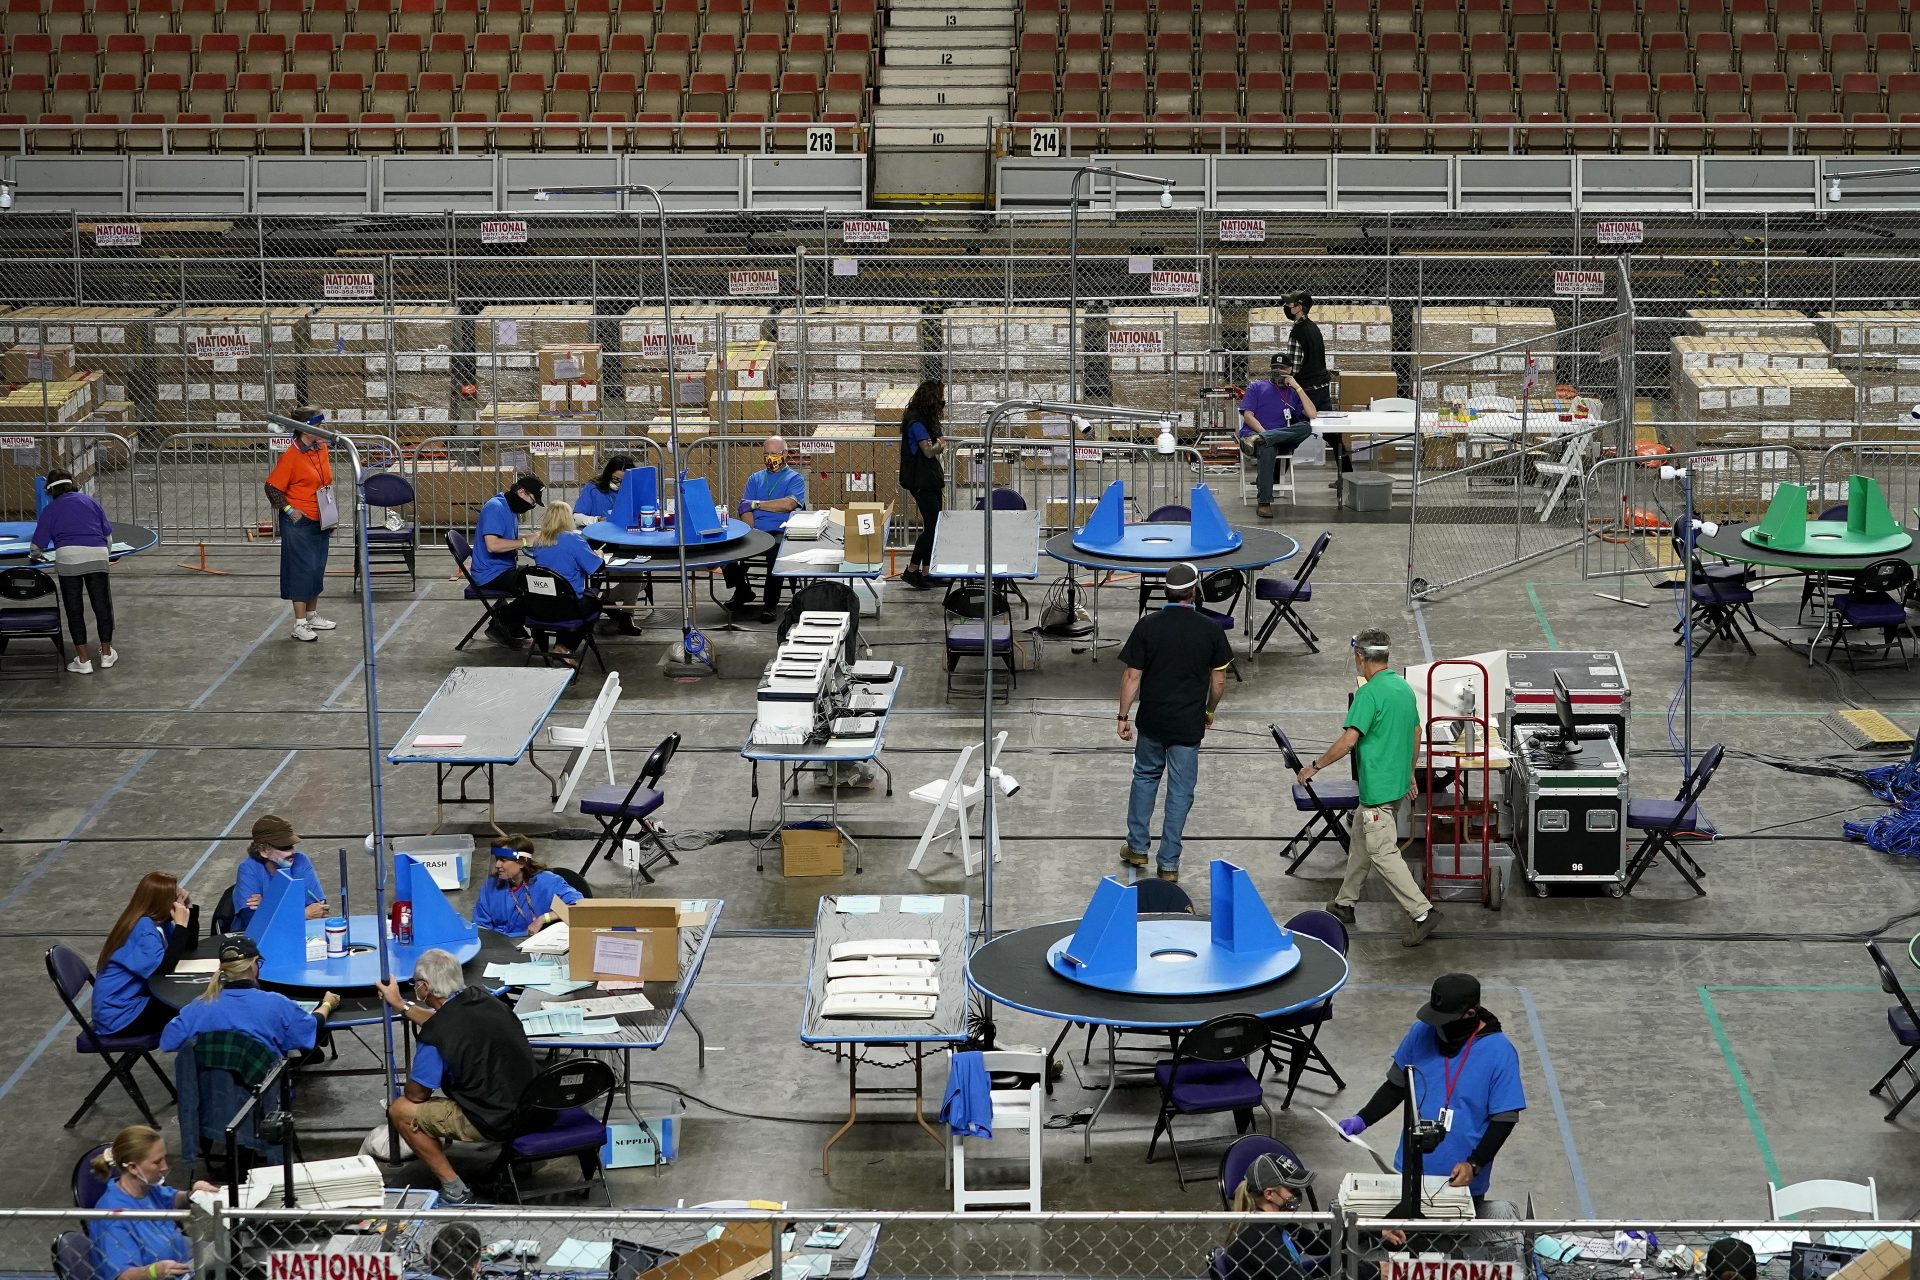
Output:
[
  {"xmin": 1116, "ymin": 562, "xmax": 1234, "ymax": 882},
  {"xmin": 1283, "ymin": 291, "xmax": 1347, "ymax": 485}
]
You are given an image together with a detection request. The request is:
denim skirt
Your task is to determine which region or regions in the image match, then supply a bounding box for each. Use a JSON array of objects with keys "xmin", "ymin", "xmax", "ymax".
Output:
[{"xmin": 279, "ymin": 512, "xmax": 333, "ymax": 601}]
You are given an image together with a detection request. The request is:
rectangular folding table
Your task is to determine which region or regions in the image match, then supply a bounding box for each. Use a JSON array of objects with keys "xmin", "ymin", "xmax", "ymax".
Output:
[
  {"xmin": 799, "ymin": 893, "xmax": 971, "ymax": 1175},
  {"xmin": 742, "ymin": 669, "xmax": 902, "ymax": 873},
  {"xmin": 928, "ymin": 509, "xmax": 1043, "ymax": 580},
  {"xmin": 387, "ymin": 667, "xmax": 574, "ymax": 833}
]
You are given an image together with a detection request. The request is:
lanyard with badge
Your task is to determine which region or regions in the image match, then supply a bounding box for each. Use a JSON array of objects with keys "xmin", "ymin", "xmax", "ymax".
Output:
[{"xmin": 1435, "ymin": 1028, "xmax": 1479, "ymax": 1132}]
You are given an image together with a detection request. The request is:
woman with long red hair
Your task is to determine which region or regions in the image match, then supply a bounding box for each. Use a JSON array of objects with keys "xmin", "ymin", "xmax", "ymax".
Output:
[{"xmin": 93, "ymin": 872, "xmax": 195, "ymax": 1037}]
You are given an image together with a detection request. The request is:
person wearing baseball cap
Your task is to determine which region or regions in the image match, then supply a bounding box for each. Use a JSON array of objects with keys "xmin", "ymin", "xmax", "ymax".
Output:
[
  {"xmin": 1116, "ymin": 560, "xmax": 1234, "ymax": 883},
  {"xmin": 230, "ymin": 814, "xmax": 329, "ymax": 931},
  {"xmin": 1296, "ymin": 627, "xmax": 1441, "ymax": 948},
  {"xmin": 1237, "ymin": 351, "xmax": 1319, "ymax": 519},
  {"xmin": 1222, "ymin": 1150, "xmax": 1321, "ymax": 1280},
  {"xmin": 158, "ymin": 932, "xmax": 340, "ymax": 1058},
  {"xmin": 1334, "ymin": 974, "xmax": 1525, "ymax": 1208},
  {"xmin": 469, "ymin": 472, "xmax": 546, "ymax": 647}
]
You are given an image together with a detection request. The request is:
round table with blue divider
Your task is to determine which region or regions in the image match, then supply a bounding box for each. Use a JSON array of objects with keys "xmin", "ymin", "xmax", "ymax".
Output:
[{"xmin": 0, "ymin": 520, "xmax": 158, "ymax": 562}]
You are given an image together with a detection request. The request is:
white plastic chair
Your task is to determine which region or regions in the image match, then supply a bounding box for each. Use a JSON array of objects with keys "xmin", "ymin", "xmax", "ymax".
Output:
[
  {"xmin": 948, "ymin": 1049, "xmax": 1045, "ymax": 1211},
  {"xmin": 547, "ymin": 671, "xmax": 621, "ymax": 813},
  {"xmin": 1369, "ymin": 396, "xmax": 1417, "ymax": 413},
  {"xmin": 1529, "ymin": 426, "xmax": 1599, "ymax": 523},
  {"xmin": 907, "ymin": 731, "xmax": 1007, "ymax": 877},
  {"xmin": 1768, "ymin": 1177, "xmax": 1880, "ymax": 1224}
]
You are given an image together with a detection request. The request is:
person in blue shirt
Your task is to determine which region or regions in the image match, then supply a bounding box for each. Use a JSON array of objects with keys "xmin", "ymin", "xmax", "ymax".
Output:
[
  {"xmin": 572, "ymin": 454, "xmax": 635, "ymax": 525},
  {"xmin": 1236, "ymin": 353, "xmax": 1318, "ymax": 519},
  {"xmin": 1335, "ymin": 973, "xmax": 1525, "ymax": 1208},
  {"xmin": 158, "ymin": 934, "xmax": 339, "ymax": 1056},
  {"xmin": 230, "ymin": 813, "xmax": 329, "ymax": 931},
  {"xmin": 721, "ymin": 435, "xmax": 808, "ymax": 624},
  {"xmin": 472, "ymin": 836, "xmax": 583, "ymax": 938},
  {"xmin": 88, "ymin": 1125, "xmax": 220, "ymax": 1280},
  {"xmin": 467, "ymin": 473, "xmax": 544, "ymax": 648},
  {"xmin": 524, "ymin": 503, "xmax": 610, "ymax": 658},
  {"xmin": 897, "ymin": 380, "xmax": 947, "ymax": 591},
  {"xmin": 94, "ymin": 872, "xmax": 195, "ymax": 1038}
]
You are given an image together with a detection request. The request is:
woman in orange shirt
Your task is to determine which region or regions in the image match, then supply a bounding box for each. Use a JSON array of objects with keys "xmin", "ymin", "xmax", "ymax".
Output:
[{"xmin": 263, "ymin": 408, "xmax": 338, "ymax": 643}]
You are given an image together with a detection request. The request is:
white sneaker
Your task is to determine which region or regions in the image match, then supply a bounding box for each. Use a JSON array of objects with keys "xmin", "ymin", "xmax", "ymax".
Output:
[
  {"xmin": 99, "ymin": 650, "xmax": 117, "ymax": 668},
  {"xmin": 305, "ymin": 615, "xmax": 338, "ymax": 630},
  {"xmin": 66, "ymin": 658, "xmax": 93, "ymax": 673},
  {"xmin": 292, "ymin": 621, "xmax": 318, "ymax": 643}
]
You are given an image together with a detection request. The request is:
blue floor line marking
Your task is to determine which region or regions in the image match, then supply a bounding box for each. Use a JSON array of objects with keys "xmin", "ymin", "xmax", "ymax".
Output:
[
  {"xmin": 188, "ymin": 605, "xmax": 293, "ymax": 710},
  {"xmin": 1518, "ymin": 985, "xmax": 1596, "ymax": 1217},
  {"xmin": 323, "ymin": 586, "xmax": 432, "ymax": 710},
  {"xmin": 1411, "ymin": 598, "xmax": 1436, "ymax": 662},
  {"xmin": 0, "ymin": 748, "xmax": 158, "ymax": 917}
]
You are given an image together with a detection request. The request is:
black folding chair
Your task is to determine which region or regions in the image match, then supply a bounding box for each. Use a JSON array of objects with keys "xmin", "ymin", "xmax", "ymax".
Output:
[
  {"xmin": 1252, "ymin": 531, "xmax": 1330, "ymax": 654},
  {"xmin": 1270, "ymin": 725, "xmax": 1359, "ymax": 874},
  {"xmin": 515, "ymin": 566, "xmax": 606, "ymax": 673},
  {"xmin": 1866, "ymin": 940, "xmax": 1920, "ymax": 1122},
  {"xmin": 0, "ymin": 566, "xmax": 70, "ymax": 678},
  {"xmin": 358, "ymin": 471, "xmax": 417, "ymax": 590},
  {"xmin": 447, "ymin": 531, "xmax": 513, "ymax": 651},
  {"xmin": 44, "ymin": 945, "xmax": 177, "ymax": 1129},
  {"xmin": 578, "ymin": 732, "xmax": 681, "ymax": 878},
  {"xmin": 1197, "ymin": 568, "xmax": 1246, "ymax": 682},
  {"xmin": 1622, "ymin": 743, "xmax": 1722, "ymax": 895},
  {"xmin": 488, "ymin": 1057, "xmax": 618, "ymax": 1204},
  {"xmin": 1147, "ymin": 1014, "xmax": 1272, "ymax": 1188}
]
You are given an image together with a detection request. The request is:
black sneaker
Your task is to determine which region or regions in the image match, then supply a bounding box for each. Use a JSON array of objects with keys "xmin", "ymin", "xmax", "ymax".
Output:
[
  {"xmin": 756, "ymin": 609, "xmax": 777, "ymax": 624},
  {"xmin": 1325, "ymin": 902, "xmax": 1356, "ymax": 926},
  {"xmin": 1402, "ymin": 908, "xmax": 1442, "ymax": 948},
  {"xmin": 1237, "ymin": 432, "xmax": 1259, "ymax": 458}
]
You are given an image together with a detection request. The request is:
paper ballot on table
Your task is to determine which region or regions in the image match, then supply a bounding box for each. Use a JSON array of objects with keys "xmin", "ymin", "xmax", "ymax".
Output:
[
  {"xmin": 517, "ymin": 1005, "xmax": 621, "ymax": 1038},
  {"xmin": 519, "ymin": 922, "xmax": 570, "ymax": 954},
  {"xmin": 1315, "ymin": 1107, "xmax": 1396, "ymax": 1174},
  {"xmin": 175, "ymin": 958, "xmax": 221, "ymax": 975},
  {"xmin": 544, "ymin": 1240, "xmax": 613, "ymax": 1270},
  {"xmin": 592, "ymin": 932, "xmax": 646, "ymax": 978},
  {"xmin": 560, "ymin": 992, "xmax": 654, "ymax": 1018}
]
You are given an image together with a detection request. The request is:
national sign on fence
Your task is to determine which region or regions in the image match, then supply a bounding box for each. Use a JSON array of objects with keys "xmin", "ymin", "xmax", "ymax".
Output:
[
  {"xmin": 1108, "ymin": 328, "xmax": 1166, "ymax": 353},
  {"xmin": 479, "ymin": 220, "xmax": 529, "ymax": 245},
  {"xmin": 195, "ymin": 332, "xmax": 252, "ymax": 360},
  {"xmin": 1553, "ymin": 269, "xmax": 1607, "ymax": 296},
  {"xmin": 729, "ymin": 268, "xmax": 780, "ymax": 296},
  {"xmin": 1219, "ymin": 218, "xmax": 1267, "ymax": 244},
  {"xmin": 268, "ymin": 1253, "xmax": 401, "ymax": 1280},
  {"xmin": 92, "ymin": 222, "xmax": 141, "ymax": 247},
  {"xmin": 1149, "ymin": 268, "xmax": 1201, "ymax": 296},
  {"xmin": 1382, "ymin": 1262, "xmax": 1516, "ymax": 1280},
  {"xmin": 841, "ymin": 219, "xmax": 890, "ymax": 245},
  {"xmin": 323, "ymin": 272, "xmax": 376, "ymax": 299},
  {"xmin": 1594, "ymin": 220, "xmax": 1644, "ymax": 245}
]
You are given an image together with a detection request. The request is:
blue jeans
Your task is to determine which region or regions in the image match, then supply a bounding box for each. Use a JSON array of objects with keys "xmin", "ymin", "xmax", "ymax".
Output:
[
  {"xmin": 1252, "ymin": 422, "xmax": 1313, "ymax": 503},
  {"xmin": 1126, "ymin": 733, "xmax": 1200, "ymax": 871}
]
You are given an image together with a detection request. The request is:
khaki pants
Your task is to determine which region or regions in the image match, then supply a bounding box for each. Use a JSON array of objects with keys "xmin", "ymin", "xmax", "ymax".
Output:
[{"xmin": 1335, "ymin": 801, "xmax": 1432, "ymax": 919}]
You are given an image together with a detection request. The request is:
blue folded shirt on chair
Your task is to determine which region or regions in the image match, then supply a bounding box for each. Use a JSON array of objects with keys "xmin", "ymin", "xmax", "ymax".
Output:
[{"xmin": 940, "ymin": 1050, "xmax": 993, "ymax": 1139}]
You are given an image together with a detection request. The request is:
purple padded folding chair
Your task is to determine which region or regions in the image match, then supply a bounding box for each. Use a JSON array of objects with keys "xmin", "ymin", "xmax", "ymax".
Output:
[{"xmin": 44, "ymin": 945, "xmax": 177, "ymax": 1129}]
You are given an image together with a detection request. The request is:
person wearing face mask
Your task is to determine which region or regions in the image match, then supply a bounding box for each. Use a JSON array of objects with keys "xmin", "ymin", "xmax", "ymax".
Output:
[
  {"xmin": 468, "ymin": 473, "xmax": 545, "ymax": 648},
  {"xmin": 1296, "ymin": 627, "xmax": 1441, "ymax": 948},
  {"xmin": 471, "ymin": 836, "xmax": 582, "ymax": 938},
  {"xmin": 375, "ymin": 948, "xmax": 536, "ymax": 1205},
  {"xmin": 88, "ymin": 1125, "xmax": 220, "ymax": 1280},
  {"xmin": 1222, "ymin": 1151, "xmax": 1322, "ymax": 1280},
  {"xmin": 568, "ymin": 456, "xmax": 649, "ymax": 629},
  {"xmin": 263, "ymin": 408, "xmax": 340, "ymax": 644},
  {"xmin": 722, "ymin": 435, "xmax": 807, "ymax": 624},
  {"xmin": 229, "ymin": 814, "xmax": 328, "ymax": 931},
  {"xmin": 1335, "ymin": 974, "xmax": 1525, "ymax": 1210}
]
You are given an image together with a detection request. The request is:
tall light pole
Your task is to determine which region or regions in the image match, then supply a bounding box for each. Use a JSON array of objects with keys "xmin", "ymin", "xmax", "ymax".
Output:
[
  {"xmin": 1065, "ymin": 165, "xmax": 1176, "ymax": 403},
  {"xmin": 532, "ymin": 182, "xmax": 713, "ymax": 670}
]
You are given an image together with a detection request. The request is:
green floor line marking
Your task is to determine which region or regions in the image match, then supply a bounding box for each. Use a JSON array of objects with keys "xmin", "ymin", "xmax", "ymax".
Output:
[
  {"xmin": 1697, "ymin": 984, "xmax": 1878, "ymax": 1188},
  {"xmin": 1525, "ymin": 582, "xmax": 1558, "ymax": 649},
  {"xmin": 1698, "ymin": 986, "xmax": 1781, "ymax": 1186}
]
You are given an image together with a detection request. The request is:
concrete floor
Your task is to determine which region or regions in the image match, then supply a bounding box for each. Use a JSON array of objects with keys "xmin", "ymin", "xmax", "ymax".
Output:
[{"xmin": 4, "ymin": 492, "xmax": 1918, "ymax": 1223}]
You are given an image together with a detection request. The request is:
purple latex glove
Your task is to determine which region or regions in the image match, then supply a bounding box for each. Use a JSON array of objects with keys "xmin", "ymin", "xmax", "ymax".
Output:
[
  {"xmin": 1337, "ymin": 1116, "xmax": 1367, "ymax": 1138},
  {"xmin": 737, "ymin": 499, "xmax": 752, "ymax": 516}
]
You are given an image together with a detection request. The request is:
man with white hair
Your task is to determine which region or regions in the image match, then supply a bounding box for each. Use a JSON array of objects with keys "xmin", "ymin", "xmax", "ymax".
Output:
[
  {"xmin": 722, "ymin": 434, "xmax": 808, "ymax": 623},
  {"xmin": 373, "ymin": 948, "xmax": 535, "ymax": 1204}
]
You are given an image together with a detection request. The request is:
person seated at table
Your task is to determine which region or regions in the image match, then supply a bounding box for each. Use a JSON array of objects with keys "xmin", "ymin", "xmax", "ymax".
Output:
[
  {"xmin": 1223, "ymin": 1151, "xmax": 1322, "ymax": 1280},
  {"xmin": 468, "ymin": 473, "xmax": 545, "ymax": 649},
  {"xmin": 427, "ymin": 1224, "xmax": 485, "ymax": 1280},
  {"xmin": 527, "ymin": 500, "xmax": 638, "ymax": 647},
  {"xmin": 573, "ymin": 454, "xmax": 635, "ymax": 525},
  {"xmin": 230, "ymin": 813, "xmax": 328, "ymax": 931},
  {"xmin": 94, "ymin": 872, "xmax": 195, "ymax": 1037},
  {"xmin": 375, "ymin": 949, "xmax": 536, "ymax": 1205},
  {"xmin": 87, "ymin": 1125, "xmax": 220, "ymax": 1280},
  {"xmin": 722, "ymin": 435, "xmax": 808, "ymax": 624},
  {"xmin": 1236, "ymin": 352, "xmax": 1318, "ymax": 521},
  {"xmin": 1706, "ymin": 1240, "xmax": 1757, "ymax": 1280},
  {"xmin": 158, "ymin": 934, "xmax": 339, "ymax": 1056},
  {"xmin": 472, "ymin": 837, "xmax": 581, "ymax": 939}
]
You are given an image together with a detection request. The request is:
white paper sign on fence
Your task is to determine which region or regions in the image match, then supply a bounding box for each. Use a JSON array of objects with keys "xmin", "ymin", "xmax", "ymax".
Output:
[{"xmin": 479, "ymin": 220, "xmax": 529, "ymax": 245}]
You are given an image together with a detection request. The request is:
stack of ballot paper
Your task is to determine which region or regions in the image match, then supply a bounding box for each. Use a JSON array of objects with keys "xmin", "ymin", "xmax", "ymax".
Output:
[
  {"xmin": 243, "ymin": 1155, "xmax": 383, "ymax": 1209},
  {"xmin": 544, "ymin": 1240, "xmax": 612, "ymax": 1270},
  {"xmin": 784, "ymin": 510, "xmax": 831, "ymax": 540},
  {"xmin": 1335, "ymin": 1172, "xmax": 1475, "ymax": 1219},
  {"xmin": 517, "ymin": 1005, "xmax": 621, "ymax": 1038},
  {"xmin": 519, "ymin": 922, "xmax": 570, "ymax": 955}
]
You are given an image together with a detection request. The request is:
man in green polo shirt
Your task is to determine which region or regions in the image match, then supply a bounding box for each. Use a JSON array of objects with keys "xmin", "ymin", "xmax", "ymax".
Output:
[{"xmin": 1294, "ymin": 627, "xmax": 1440, "ymax": 948}]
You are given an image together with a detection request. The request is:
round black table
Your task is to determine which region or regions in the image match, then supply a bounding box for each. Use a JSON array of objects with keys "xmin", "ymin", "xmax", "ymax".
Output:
[
  {"xmin": 1043, "ymin": 526, "xmax": 1301, "ymax": 576},
  {"xmin": 1693, "ymin": 521, "xmax": 1920, "ymax": 573},
  {"xmin": 0, "ymin": 519, "xmax": 158, "ymax": 561},
  {"xmin": 968, "ymin": 913, "xmax": 1349, "ymax": 1162},
  {"xmin": 585, "ymin": 527, "xmax": 774, "ymax": 574}
]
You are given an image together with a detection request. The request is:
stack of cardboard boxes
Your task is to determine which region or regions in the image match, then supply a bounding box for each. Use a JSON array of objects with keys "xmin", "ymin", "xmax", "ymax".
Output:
[
  {"xmin": 940, "ymin": 307, "xmax": 1073, "ymax": 422},
  {"xmin": 152, "ymin": 307, "xmax": 309, "ymax": 433},
  {"xmin": 1415, "ymin": 305, "xmax": 1560, "ymax": 402},
  {"xmin": 800, "ymin": 386, "xmax": 906, "ymax": 510},
  {"xmin": 1683, "ymin": 308, "xmax": 1819, "ymax": 338},
  {"xmin": 473, "ymin": 305, "xmax": 594, "ymax": 413},
  {"xmin": 618, "ymin": 304, "xmax": 772, "ymax": 425},
  {"xmin": 1249, "ymin": 303, "xmax": 1395, "ymax": 373},
  {"xmin": 1103, "ymin": 304, "xmax": 1210, "ymax": 429},
  {"xmin": 305, "ymin": 305, "xmax": 457, "ymax": 438},
  {"xmin": 777, "ymin": 306, "xmax": 924, "ymax": 429},
  {"xmin": 0, "ymin": 306, "xmax": 159, "ymax": 419},
  {"xmin": 1816, "ymin": 309, "xmax": 1920, "ymax": 427}
]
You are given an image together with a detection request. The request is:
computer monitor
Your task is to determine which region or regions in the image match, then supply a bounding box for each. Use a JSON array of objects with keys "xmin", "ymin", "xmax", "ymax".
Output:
[{"xmin": 1552, "ymin": 669, "xmax": 1583, "ymax": 755}]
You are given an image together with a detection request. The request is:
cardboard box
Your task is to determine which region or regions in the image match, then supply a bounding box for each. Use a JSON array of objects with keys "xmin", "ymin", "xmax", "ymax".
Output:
[
  {"xmin": 561, "ymin": 898, "xmax": 701, "ymax": 982},
  {"xmin": 1044, "ymin": 496, "xmax": 1100, "ymax": 529},
  {"xmin": 781, "ymin": 825, "xmax": 845, "ymax": 877},
  {"xmin": 1338, "ymin": 369, "xmax": 1400, "ymax": 410},
  {"xmin": 4, "ymin": 344, "xmax": 76, "ymax": 384},
  {"xmin": 710, "ymin": 388, "xmax": 778, "ymax": 426},
  {"xmin": 842, "ymin": 501, "xmax": 888, "ymax": 567},
  {"xmin": 412, "ymin": 462, "xmax": 512, "ymax": 529},
  {"xmin": 662, "ymin": 369, "xmax": 715, "ymax": 411},
  {"xmin": 718, "ymin": 341, "xmax": 776, "ymax": 389},
  {"xmin": 538, "ymin": 344, "xmax": 601, "ymax": 385},
  {"xmin": 1827, "ymin": 1241, "xmax": 1909, "ymax": 1280},
  {"xmin": 636, "ymin": 1222, "xmax": 772, "ymax": 1280}
]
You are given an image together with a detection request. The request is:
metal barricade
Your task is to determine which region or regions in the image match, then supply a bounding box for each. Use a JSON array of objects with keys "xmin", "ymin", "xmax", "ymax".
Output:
[
  {"xmin": 1817, "ymin": 439, "xmax": 1920, "ymax": 522},
  {"xmin": 945, "ymin": 435, "xmax": 1210, "ymax": 536},
  {"xmin": 0, "ymin": 429, "xmax": 137, "ymax": 525},
  {"xmin": 149, "ymin": 430, "xmax": 401, "ymax": 551},
  {"xmin": 1581, "ymin": 443, "xmax": 1820, "ymax": 584},
  {"xmin": 401, "ymin": 433, "xmax": 668, "ymax": 540}
]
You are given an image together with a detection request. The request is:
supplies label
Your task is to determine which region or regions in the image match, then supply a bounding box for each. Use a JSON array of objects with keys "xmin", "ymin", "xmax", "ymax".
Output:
[
  {"xmin": 194, "ymin": 332, "xmax": 252, "ymax": 361},
  {"xmin": 322, "ymin": 271, "xmax": 376, "ymax": 299},
  {"xmin": 1218, "ymin": 217, "xmax": 1266, "ymax": 243},
  {"xmin": 92, "ymin": 222, "xmax": 141, "ymax": 247},
  {"xmin": 1149, "ymin": 268, "xmax": 1201, "ymax": 296},
  {"xmin": 728, "ymin": 268, "xmax": 781, "ymax": 296},
  {"xmin": 841, "ymin": 219, "xmax": 890, "ymax": 245},
  {"xmin": 478, "ymin": 219, "xmax": 529, "ymax": 245}
]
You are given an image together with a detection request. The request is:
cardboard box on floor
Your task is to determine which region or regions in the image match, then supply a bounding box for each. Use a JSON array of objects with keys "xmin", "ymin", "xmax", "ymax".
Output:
[
  {"xmin": 559, "ymin": 899, "xmax": 703, "ymax": 982},
  {"xmin": 1829, "ymin": 1242, "xmax": 1910, "ymax": 1280},
  {"xmin": 781, "ymin": 825, "xmax": 844, "ymax": 877},
  {"xmin": 1338, "ymin": 369, "xmax": 1400, "ymax": 410}
]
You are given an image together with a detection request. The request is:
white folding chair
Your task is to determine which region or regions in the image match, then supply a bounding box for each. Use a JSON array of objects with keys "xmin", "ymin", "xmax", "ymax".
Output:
[
  {"xmin": 947, "ymin": 1049, "xmax": 1045, "ymax": 1211},
  {"xmin": 547, "ymin": 671, "xmax": 621, "ymax": 813},
  {"xmin": 907, "ymin": 731, "xmax": 1007, "ymax": 877},
  {"xmin": 1368, "ymin": 396, "xmax": 1417, "ymax": 413},
  {"xmin": 1530, "ymin": 426, "xmax": 1597, "ymax": 522},
  {"xmin": 1767, "ymin": 1177, "xmax": 1880, "ymax": 1225}
]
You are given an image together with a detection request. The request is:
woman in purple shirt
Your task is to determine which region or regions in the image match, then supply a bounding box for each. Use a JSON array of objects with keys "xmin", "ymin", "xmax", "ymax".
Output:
[{"xmin": 28, "ymin": 466, "xmax": 118, "ymax": 674}]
